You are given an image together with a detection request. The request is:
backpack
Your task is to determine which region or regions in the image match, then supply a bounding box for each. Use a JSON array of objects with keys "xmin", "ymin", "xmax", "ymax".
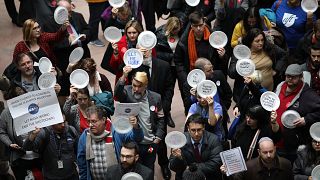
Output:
[{"xmin": 91, "ymin": 91, "xmax": 115, "ymax": 117}]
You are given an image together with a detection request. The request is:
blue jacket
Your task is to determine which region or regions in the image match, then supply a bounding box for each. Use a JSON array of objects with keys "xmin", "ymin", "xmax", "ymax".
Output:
[{"xmin": 77, "ymin": 127, "xmax": 144, "ymax": 180}]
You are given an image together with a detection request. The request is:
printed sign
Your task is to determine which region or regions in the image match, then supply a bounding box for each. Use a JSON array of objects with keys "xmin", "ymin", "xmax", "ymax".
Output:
[
  {"xmin": 7, "ymin": 88, "xmax": 63, "ymax": 136},
  {"xmin": 220, "ymin": 147, "xmax": 247, "ymax": 176}
]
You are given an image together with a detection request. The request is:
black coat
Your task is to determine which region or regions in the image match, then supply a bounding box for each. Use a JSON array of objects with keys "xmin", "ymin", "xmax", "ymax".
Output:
[
  {"xmin": 105, "ymin": 163, "xmax": 153, "ymax": 180},
  {"xmin": 155, "ymin": 25, "xmax": 175, "ymax": 65},
  {"xmin": 128, "ymin": 58, "xmax": 175, "ymax": 114},
  {"xmin": 169, "ymin": 131, "xmax": 223, "ymax": 180}
]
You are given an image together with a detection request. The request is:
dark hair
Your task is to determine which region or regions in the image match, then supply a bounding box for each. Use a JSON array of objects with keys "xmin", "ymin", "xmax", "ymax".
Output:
[
  {"xmin": 4, "ymin": 83, "xmax": 26, "ymax": 100},
  {"xmin": 243, "ymin": 7, "xmax": 263, "ymax": 33},
  {"xmin": 189, "ymin": 11, "xmax": 204, "ymax": 25},
  {"xmin": 186, "ymin": 114, "xmax": 205, "ymax": 127},
  {"xmin": 85, "ymin": 105, "xmax": 107, "ymax": 120},
  {"xmin": 122, "ymin": 141, "xmax": 140, "ymax": 155},
  {"xmin": 243, "ymin": 28, "xmax": 277, "ymax": 61},
  {"xmin": 234, "ymin": 105, "xmax": 270, "ymax": 139},
  {"xmin": 305, "ymin": 140, "xmax": 320, "ymax": 166},
  {"xmin": 314, "ymin": 19, "xmax": 320, "ymax": 33},
  {"xmin": 182, "ymin": 163, "xmax": 206, "ymax": 180},
  {"xmin": 77, "ymin": 88, "xmax": 90, "ymax": 98},
  {"xmin": 14, "ymin": 52, "xmax": 32, "ymax": 65},
  {"xmin": 311, "ymin": 43, "xmax": 320, "ymax": 51}
]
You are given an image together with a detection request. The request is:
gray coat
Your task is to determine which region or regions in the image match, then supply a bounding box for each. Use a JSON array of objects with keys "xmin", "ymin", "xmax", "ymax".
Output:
[
  {"xmin": 0, "ymin": 108, "xmax": 24, "ymax": 163},
  {"xmin": 114, "ymin": 80, "xmax": 166, "ymax": 140}
]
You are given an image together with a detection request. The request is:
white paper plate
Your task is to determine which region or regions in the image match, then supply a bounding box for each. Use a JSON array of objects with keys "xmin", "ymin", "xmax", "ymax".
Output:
[
  {"xmin": 233, "ymin": 45, "xmax": 251, "ymax": 59},
  {"xmin": 281, "ymin": 110, "xmax": 300, "ymax": 129},
  {"xmin": 54, "ymin": 6, "xmax": 68, "ymax": 25},
  {"xmin": 236, "ymin": 59, "xmax": 255, "ymax": 77},
  {"xmin": 21, "ymin": 151, "xmax": 39, "ymax": 160},
  {"xmin": 121, "ymin": 172, "xmax": 143, "ymax": 180},
  {"xmin": 165, "ymin": 131, "xmax": 187, "ymax": 149},
  {"xmin": 39, "ymin": 57, "xmax": 52, "ymax": 73},
  {"xmin": 301, "ymin": 0, "xmax": 318, "ymax": 13},
  {"xmin": 104, "ymin": 26, "xmax": 122, "ymax": 43},
  {"xmin": 187, "ymin": 69, "xmax": 206, "ymax": 88},
  {"xmin": 112, "ymin": 116, "xmax": 133, "ymax": 134},
  {"xmin": 123, "ymin": 48, "xmax": 143, "ymax": 68},
  {"xmin": 312, "ymin": 165, "xmax": 320, "ymax": 180},
  {"xmin": 71, "ymin": 34, "xmax": 85, "ymax": 46},
  {"xmin": 209, "ymin": 31, "xmax": 228, "ymax": 49},
  {"xmin": 38, "ymin": 72, "xmax": 56, "ymax": 90},
  {"xmin": 310, "ymin": 122, "xmax": 320, "ymax": 142},
  {"xmin": 185, "ymin": 0, "xmax": 200, "ymax": 7},
  {"xmin": 137, "ymin": 31, "xmax": 157, "ymax": 50},
  {"xmin": 69, "ymin": 47, "xmax": 84, "ymax": 64},
  {"xmin": 109, "ymin": 0, "xmax": 126, "ymax": 8},
  {"xmin": 260, "ymin": 91, "xmax": 280, "ymax": 111},
  {"xmin": 69, "ymin": 69, "xmax": 89, "ymax": 89},
  {"xmin": 196, "ymin": 80, "xmax": 217, "ymax": 98}
]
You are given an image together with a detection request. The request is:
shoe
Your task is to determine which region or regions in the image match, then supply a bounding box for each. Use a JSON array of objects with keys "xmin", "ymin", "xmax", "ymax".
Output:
[
  {"xmin": 89, "ymin": 39, "xmax": 105, "ymax": 47},
  {"xmin": 161, "ymin": 166, "xmax": 171, "ymax": 180},
  {"xmin": 166, "ymin": 114, "xmax": 175, "ymax": 128}
]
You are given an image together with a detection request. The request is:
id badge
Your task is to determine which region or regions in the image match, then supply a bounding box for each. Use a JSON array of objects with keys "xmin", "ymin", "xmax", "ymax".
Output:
[{"xmin": 57, "ymin": 160, "xmax": 64, "ymax": 169}]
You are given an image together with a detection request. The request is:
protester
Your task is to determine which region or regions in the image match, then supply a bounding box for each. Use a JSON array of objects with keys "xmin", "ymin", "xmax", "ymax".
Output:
[
  {"xmin": 23, "ymin": 114, "xmax": 79, "ymax": 180},
  {"xmin": 115, "ymin": 71, "xmax": 165, "ymax": 174},
  {"xmin": 106, "ymin": 142, "xmax": 153, "ymax": 180},
  {"xmin": 77, "ymin": 105, "xmax": 114, "ymax": 180},
  {"xmin": 221, "ymin": 137, "xmax": 293, "ymax": 180},
  {"xmin": 170, "ymin": 114, "xmax": 223, "ymax": 180}
]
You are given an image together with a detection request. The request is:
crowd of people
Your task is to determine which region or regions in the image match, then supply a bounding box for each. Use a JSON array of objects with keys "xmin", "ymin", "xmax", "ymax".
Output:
[{"xmin": 1, "ymin": 0, "xmax": 320, "ymax": 179}]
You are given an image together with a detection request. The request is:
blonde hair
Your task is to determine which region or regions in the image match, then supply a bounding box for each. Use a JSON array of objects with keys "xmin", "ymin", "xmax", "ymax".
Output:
[
  {"xmin": 165, "ymin": 17, "xmax": 180, "ymax": 37},
  {"xmin": 249, "ymin": 70, "xmax": 263, "ymax": 84},
  {"xmin": 23, "ymin": 19, "xmax": 37, "ymax": 42},
  {"xmin": 134, "ymin": 72, "xmax": 148, "ymax": 86},
  {"xmin": 118, "ymin": 1, "xmax": 132, "ymax": 18},
  {"xmin": 125, "ymin": 20, "xmax": 143, "ymax": 36}
]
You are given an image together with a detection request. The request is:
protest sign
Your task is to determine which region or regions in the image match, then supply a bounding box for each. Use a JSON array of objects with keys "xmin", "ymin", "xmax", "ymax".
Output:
[
  {"xmin": 7, "ymin": 88, "xmax": 63, "ymax": 136},
  {"xmin": 220, "ymin": 147, "xmax": 247, "ymax": 176}
]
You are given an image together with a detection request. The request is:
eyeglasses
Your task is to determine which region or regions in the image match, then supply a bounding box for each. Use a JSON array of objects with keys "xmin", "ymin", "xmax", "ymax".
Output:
[{"xmin": 312, "ymin": 140, "xmax": 320, "ymax": 145}]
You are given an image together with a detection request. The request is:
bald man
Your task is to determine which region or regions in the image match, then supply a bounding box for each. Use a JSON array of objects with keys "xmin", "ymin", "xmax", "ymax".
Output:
[
  {"xmin": 221, "ymin": 137, "xmax": 293, "ymax": 180},
  {"xmin": 115, "ymin": 70, "xmax": 165, "ymax": 176}
]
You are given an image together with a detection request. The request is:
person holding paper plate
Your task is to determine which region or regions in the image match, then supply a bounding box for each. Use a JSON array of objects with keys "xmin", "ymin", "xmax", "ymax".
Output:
[
  {"xmin": 231, "ymin": 105, "xmax": 281, "ymax": 160},
  {"xmin": 229, "ymin": 28, "xmax": 287, "ymax": 102},
  {"xmin": 109, "ymin": 20, "xmax": 144, "ymax": 84},
  {"xmin": 274, "ymin": 64, "xmax": 320, "ymax": 163},
  {"xmin": 13, "ymin": 18, "xmax": 69, "ymax": 66},
  {"xmin": 70, "ymin": 58, "xmax": 113, "ymax": 96},
  {"xmin": 230, "ymin": 7, "xmax": 273, "ymax": 48},
  {"xmin": 293, "ymin": 122, "xmax": 320, "ymax": 180},
  {"xmin": 174, "ymin": 11, "xmax": 229, "ymax": 115}
]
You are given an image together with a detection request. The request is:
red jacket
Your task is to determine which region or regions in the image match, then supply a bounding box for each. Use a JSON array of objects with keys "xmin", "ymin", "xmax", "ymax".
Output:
[{"xmin": 13, "ymin": 29, "xmax": 67, "ymax": 66}]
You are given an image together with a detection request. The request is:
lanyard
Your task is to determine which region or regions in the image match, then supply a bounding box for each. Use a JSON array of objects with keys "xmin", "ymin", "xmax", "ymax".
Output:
[{"xmin": 51, "ymin": 130, "xmax": 62, "ymax": 160}]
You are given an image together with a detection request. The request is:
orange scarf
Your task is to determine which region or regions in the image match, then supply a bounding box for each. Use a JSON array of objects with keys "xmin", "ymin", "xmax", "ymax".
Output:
[{"xmin": 188, "ymin": 26, "xmax": 211, "ymax": 70}]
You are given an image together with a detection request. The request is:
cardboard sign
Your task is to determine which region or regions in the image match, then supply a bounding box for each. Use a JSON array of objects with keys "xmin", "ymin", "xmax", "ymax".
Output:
[{"xmin": 220, "ymin": 147, "xmax": 247, "ymax": 176}]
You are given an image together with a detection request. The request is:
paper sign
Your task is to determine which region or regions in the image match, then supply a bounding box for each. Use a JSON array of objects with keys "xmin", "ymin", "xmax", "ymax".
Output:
[
  {"xmin": 7, "ymin": 88, "xmax": 63, "ymax": 136},
  {"xmin": 114, "ymin": 102, "xmax": 141, "ymax": 117},
  {"xmin": 220, "ymin": 147, "xmax": 247, "ymax": 176}
]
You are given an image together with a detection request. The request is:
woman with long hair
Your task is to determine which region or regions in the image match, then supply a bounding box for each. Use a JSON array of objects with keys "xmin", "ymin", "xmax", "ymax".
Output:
[
  {"xmin": 231, "ymin": 7, "xmax": 272, "ymax": 48},
  {"xmin": 229, "ymin": 28, "xmax": 287, "ymax": 102},
  {"xmin": 232, "ymin": 105, "xmax": 281, "ymax": 160},
  {"xmin": 13, "ymin": 19, "xmax": 68, "ymax": 66}
]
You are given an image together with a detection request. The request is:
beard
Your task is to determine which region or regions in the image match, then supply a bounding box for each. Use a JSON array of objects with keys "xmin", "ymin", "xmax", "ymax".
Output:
[
  {"xmin": 121, "ymin": 161, "xmax": 136, "ymax": 173},
  {"xmin": 133, "ymin": 92, "xmax": 142, "ymax": 100},
  {"xmin": 311, "ymin": 60, "xmax": 320, "ymax": 69}
]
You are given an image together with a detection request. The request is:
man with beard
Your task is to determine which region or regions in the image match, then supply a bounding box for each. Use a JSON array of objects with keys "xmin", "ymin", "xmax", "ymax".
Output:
[
  {"xmin": 106, "ymin": 142, "xmax": 153, "ymax": 180},
  {"xmin": 301, "ymin": 44, "xmax": 320, "ymax": 95},
  {"xmin": 114, "ymin": 71, "xmax": 165, "ymax": 175},
  {"xmin": 220, "ymin": 137, "xmax": 293, "ymax": 180},
  {"xmin": 274, "ymin": 64, "xmax": 320, "ymax": 163}
]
